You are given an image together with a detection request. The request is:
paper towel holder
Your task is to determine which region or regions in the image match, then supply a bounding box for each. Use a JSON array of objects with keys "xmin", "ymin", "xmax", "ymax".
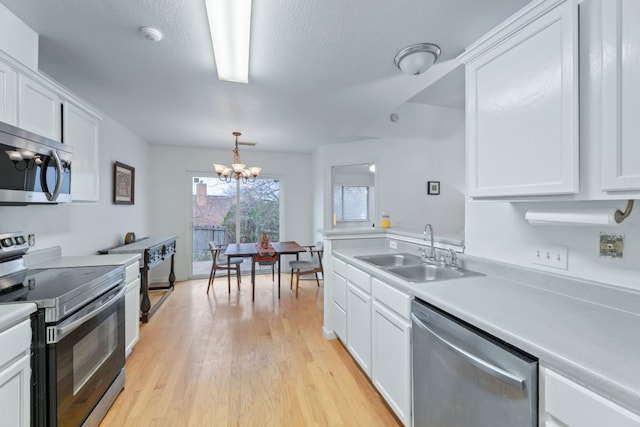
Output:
[
  {"xmin": 615, "ymin": 200, "xmax": 634, "ymax": 223},
  {"xmin": 524, "ymin": 200, "xmax": 634, "ymax": 226}
]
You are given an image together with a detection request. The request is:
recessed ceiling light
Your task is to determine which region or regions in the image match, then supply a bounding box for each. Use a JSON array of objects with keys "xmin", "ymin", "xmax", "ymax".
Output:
[{"xmin": 138, "ymin": 26, "xmax": 164, "ymax": 42}]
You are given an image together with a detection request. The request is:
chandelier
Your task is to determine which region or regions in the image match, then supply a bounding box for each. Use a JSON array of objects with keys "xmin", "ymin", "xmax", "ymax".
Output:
[{"xmin": 213, "ymin": 132, "xmax": 261, "ymax": 183}]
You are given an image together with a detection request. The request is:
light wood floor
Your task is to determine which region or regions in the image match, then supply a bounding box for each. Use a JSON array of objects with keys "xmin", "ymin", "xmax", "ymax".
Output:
[{"xmin": 100, "ymin": 273, "xmax": 401, "ymax": 426}]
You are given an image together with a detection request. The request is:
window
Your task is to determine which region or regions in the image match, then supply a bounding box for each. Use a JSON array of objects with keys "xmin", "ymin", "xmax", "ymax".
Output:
[{"xmin": 334, "ymin": 185, "xmax": 369, "ymax": 221}]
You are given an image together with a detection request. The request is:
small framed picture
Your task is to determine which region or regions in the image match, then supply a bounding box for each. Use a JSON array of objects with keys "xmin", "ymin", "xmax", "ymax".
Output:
[
  {"xmin": 114, "ymin": 161, "xmax": 135, "ymax": 205},
  {"xmin": 427, "ymin": 181, "xmax": 440, "ymax": 195}
]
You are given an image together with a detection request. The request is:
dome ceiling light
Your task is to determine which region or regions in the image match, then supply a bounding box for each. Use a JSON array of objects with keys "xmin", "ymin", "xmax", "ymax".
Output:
[{"xmin": 394, "ymin": 43, "xmax": 441, "ymax": 76}]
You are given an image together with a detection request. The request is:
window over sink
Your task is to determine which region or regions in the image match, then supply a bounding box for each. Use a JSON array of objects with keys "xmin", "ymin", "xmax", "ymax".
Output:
[{"xmin": 332, "ymin": 163, "xmax": 376, "ymax": 227}]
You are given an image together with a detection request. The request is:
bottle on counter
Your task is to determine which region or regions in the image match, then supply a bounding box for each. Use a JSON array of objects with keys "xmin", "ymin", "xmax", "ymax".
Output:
[{"xmin": 381, "ymin": 214, "xmax": 390, "ymax": 228}]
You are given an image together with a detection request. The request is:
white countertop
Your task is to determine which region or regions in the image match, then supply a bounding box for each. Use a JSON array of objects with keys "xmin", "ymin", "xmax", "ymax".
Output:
[
  {"xmin": 0, "ymin": 303, "xmax": 37, "ymax": 332},
  {"xmin": 25, "ymin": 247, "xmax": 141, "ymax": 269},
  {"xmin": 323, "ymin": 227, "xmax": 465, "ymax": 248},
  {"xmin": 332, "ymin": 248, "xmax": 640, "ymax": 416},
  {"xmin": 29, "ymin": 254, "xmax": 141, "ymax": 269}
]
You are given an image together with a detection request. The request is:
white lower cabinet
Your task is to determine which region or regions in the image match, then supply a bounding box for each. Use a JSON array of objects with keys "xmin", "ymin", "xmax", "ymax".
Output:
[
  {"xmin": 372, "ymin": 299, "xmax": 411, "ymax": 425},
  {"xmin": 124, "ymin": 261, "xmax": 141, "ymax": 357},
  {"xmin": 542, "ymin": 366, "xmax": 640, "ymax": 426},
  {"xmin": 346, "ymin": 282, "xmax": 372, "ymax": 376},
  {"xmin": 338, "ymin": 260, "xmax": 412, "ymax": 425},
  {"xmin": 0, "ymin": 319, "xmax": 32, "ymax": 427},
  {"xmin": 332, "ymin": 271, "xmax": 347, "ymax": 342}
]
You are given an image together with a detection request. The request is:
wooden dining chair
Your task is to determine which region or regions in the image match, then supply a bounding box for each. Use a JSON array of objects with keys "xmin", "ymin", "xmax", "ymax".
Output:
[
  {"xmin": 207, "ymin": 242, "xmax": 243, "ymax": 293},
  {"xmin": 289, "ymin": 242, "xmax": 323, "ymax": 297}
]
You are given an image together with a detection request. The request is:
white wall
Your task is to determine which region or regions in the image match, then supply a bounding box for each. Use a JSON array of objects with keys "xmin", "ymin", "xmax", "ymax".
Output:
[
  {"xmin": 0, "ymin": 114, "xmax": 150, "ymax": 254},
  {"xmin": 147, "ymin": 146, "xmax": 314, "ymax": 280},
  {"xmin": 0, "ymin": 3, "xmax": 38, "ymax": 70},
  {"xmin": 465, "ymin": 199, "xmax": 640, "ymax": 291},
  {"xmin": 314, "ymin": 105, "xmax": 465, "ymax": 240}
]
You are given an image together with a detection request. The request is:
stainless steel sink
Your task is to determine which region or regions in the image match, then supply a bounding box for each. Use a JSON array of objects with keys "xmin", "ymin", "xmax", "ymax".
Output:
[
  {"xmin": 355, "ymin": 253, "xmax": 423, "ymax": 267},
  {"xmin": 387, "ymin": 264, "xmax": 478, "ymax": 283}
]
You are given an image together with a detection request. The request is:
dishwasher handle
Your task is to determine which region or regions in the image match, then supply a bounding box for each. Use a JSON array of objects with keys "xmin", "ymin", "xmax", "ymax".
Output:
[{"xmin": 411, "ymin": 312, "xmax": 526, "ymax": 390}]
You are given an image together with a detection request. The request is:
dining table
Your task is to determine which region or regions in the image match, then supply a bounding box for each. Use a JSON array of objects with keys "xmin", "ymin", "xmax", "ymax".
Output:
[{"xmin": 224, "ymin": 241, "xmax": 307, "ymax": 300}]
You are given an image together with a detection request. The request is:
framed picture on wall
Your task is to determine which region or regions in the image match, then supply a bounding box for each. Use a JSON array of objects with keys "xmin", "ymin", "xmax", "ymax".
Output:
[
  {"xmin": 427, "ymin": 181, "xmax": 440, "ymax": 195},
  {"xmin": 114, "ymin": 161, "xmax": 135, "ymax": 205}
]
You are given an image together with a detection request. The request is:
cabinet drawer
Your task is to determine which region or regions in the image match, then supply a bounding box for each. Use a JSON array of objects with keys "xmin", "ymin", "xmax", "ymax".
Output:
[
  {"xmin": 125, "ymin": 262, "xmax": 139, "ymax": 284},
  {"xmin": 347, "ymin": 265, "xmax": 371, "ymax": 294},
  {"xmin": 372, "ymin": 278, "xmax": 411, "ymax": 320},
  {"xmin": 543, "ymin": 367, "xmax": 640, "ymax": 426},
  {"xmin": 332, "ymin": 272, "xmax": 347, "ymax": 310},
  {"xmin": 333, "ymin": 257, "xmax": 347, "ymax": 277},
  {"xmin": 0, "ymin": 320, "xmax": 31, "ymax": 369}
]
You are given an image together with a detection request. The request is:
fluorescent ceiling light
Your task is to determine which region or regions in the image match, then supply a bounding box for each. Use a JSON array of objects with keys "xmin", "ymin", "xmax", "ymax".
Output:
[{"xmin": 204, "ymin": 0, "xmax": 252, "ymax": 83}]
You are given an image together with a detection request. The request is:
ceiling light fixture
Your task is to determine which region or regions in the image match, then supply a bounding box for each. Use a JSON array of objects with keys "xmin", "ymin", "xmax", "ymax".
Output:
[
  {"xmin": 394, "ymin": 43, "xmax": 441, "ymax": 76},
  {"xmin": 214, "ymin": 132, "xmax": 261, "ymax": 183},
  {"xmin": 204, "ymin": 0, "xmax": 252, "ymax": 83}
]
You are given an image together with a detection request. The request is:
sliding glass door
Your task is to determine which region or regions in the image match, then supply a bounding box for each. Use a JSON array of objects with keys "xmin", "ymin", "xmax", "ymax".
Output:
[{"xmin": 191, "ymin": 175, "xmax": 280, "ymax": 276}]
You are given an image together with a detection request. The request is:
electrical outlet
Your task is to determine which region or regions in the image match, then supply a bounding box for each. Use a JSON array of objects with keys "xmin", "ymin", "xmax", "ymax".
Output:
[
  {"xmin": 389, "ymin": 241, "xmax": 397, "ymax": 249},
  {"xmin": 532, "ymin": 245, "xmax": 568, "ymax": 270}
]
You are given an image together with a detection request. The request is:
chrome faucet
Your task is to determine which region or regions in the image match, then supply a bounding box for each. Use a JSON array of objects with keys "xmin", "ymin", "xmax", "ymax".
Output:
[
  {"xmin": 423, "ymin": 224, "xmax": 435, "ymax": 261},
  {"xmin": 447, "ymin": 248, "xmax": 458, "ymax": 269}
]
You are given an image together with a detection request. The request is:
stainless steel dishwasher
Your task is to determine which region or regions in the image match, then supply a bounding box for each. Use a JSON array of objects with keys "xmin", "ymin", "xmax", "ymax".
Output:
[{"xmin": 411, "ymin": 299, "xmax": 537, "ymax": 427}]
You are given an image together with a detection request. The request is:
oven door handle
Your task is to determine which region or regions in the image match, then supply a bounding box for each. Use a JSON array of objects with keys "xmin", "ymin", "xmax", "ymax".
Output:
[
  {"xmin": 53, "ymin": 285, "xmax": 125, "ymax": 342},
  {"xmin": 411, "ymin": 312, "xmax": 526, "ymax": 390}
]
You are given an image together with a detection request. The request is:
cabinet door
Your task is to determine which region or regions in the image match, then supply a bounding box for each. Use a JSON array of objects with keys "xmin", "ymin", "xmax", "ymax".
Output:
[
  {"xmin": 125, "ymin": 277, "xmax": 141, "ymax": 357},
  {"xmin": 463, "ymin": 0, "xmax": 579, "ymax": 197},
  {"xmin": 600, "ymin": 0, "xmax": 640, "ymax": 191},
  {"xmin": 0, "ymin": 354, "xmax": 31, "ymax": 427},
  {"xmin": 372, "ymin": 301, "xmax": 411, "ymax": 426},
  {"xmin": 0, "ymin": 60, "xmax": 18, "ymax": 125},
  {"xmin": 18, "ymin": 74, "xmax": 61, "ymax": 141},
  {"xmin": 64, "ymin": 101, "xmax": 100, "ymax": 201},
  {"xmin": 332, "ymin": 301, "xmax": 347, "ymax": 343},
  {"xmin": 332, "ymin": 272, "xmax": 347, "ymax": 310},
  {"xmin": 346, "ymin": 283, "xmax": 371, "ymax": 376}
]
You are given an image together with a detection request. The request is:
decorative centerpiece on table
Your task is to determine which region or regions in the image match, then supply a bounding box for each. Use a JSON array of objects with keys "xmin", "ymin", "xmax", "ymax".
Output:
[{"xmin": 256, "ymin": 233, "xmax": 277, "ymax": 262}]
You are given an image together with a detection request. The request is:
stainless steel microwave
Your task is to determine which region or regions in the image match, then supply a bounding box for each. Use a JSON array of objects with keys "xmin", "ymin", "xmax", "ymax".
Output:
[{"xmin": 0, "ymin": 121, "xmax": 71, "ymax": 205}]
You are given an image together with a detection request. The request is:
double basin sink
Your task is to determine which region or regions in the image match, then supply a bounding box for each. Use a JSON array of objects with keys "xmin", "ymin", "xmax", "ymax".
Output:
[{"xmin": 354, "ymin": 252, "xmax": 481, "ymax": 283}]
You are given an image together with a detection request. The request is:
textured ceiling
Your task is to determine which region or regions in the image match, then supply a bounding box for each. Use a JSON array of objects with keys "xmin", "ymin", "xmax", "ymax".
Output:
[{"xmin": 0, "ymin": 0, "xmax": 530, "ymax": 153}]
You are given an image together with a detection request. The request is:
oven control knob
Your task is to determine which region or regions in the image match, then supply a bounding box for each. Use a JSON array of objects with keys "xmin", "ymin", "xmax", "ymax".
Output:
[
  {"xmin": 15, "ymin": 235, "xmax": 26, "ymax": 245},
  {"xmin": 1, "ymin": 237, "xmax": 13, "ymax": 247}
]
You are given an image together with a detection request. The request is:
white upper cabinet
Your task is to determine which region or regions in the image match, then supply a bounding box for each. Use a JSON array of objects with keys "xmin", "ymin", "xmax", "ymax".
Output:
[
  {"xmin": 596, "ymin": 0, "xmax": 640, "ymax": 192},
  {"xmin": 64, "ymin": 101, "xmax": 100, "ymax": 202},
  {"xmin": 18, "ymin": 73, "xmax": 61, "ymax": 141},
  {"xmin": 0, "ymin": 59, "xmax": 17, "ymax": 126},
  {"xmin": 460, "ymin": 0, "xmax": 579, "ymax": 198}
]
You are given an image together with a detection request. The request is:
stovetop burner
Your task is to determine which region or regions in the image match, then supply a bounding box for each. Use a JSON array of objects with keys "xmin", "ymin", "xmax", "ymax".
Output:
[
  {"xmin": 0, "ymin": 230, "xmax": 126, "ymax": 323},
  {"xmin": 0, "ymin": 265, "xmax": 125, "ymax": 322}
]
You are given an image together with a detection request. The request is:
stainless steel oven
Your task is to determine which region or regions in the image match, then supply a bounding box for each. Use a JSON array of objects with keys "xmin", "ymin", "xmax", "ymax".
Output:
[
  {"xmin": 0, "ymin": 231, "xmax": 126, "ymax": 427},
  {"xmin": 45, "ymin": 282, "xmax": 125, "ymax": 427}
]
